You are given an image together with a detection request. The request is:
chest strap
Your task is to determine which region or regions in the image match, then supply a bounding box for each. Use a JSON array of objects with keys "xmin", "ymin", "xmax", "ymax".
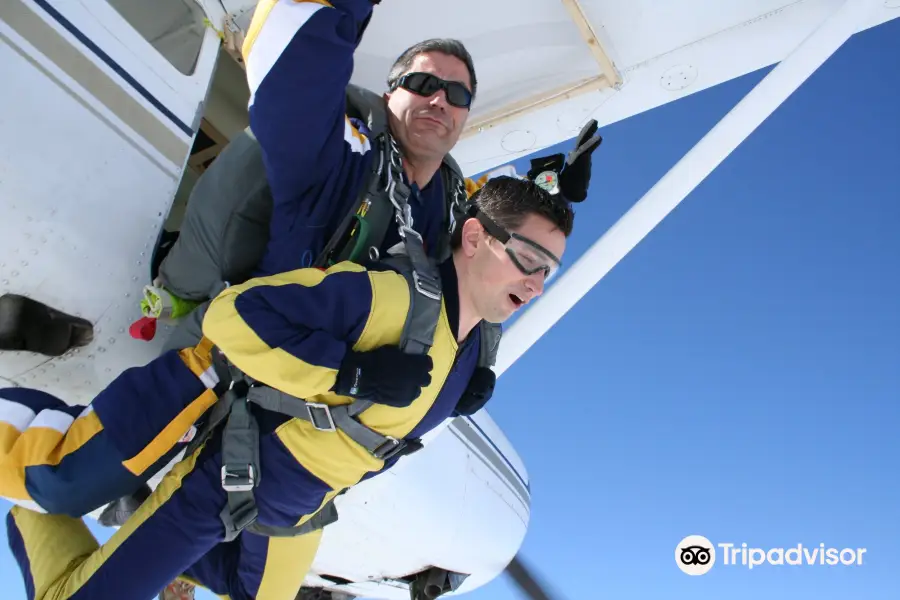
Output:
[{"xmin": 246, "ymin": 386, "xmax": 423, "ymax": 461}]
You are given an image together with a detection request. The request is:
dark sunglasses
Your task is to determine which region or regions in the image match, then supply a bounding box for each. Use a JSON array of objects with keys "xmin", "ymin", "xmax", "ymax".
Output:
[{"xmin": 394, "ymin": 72, "xmax": 473, "ymax": 109}]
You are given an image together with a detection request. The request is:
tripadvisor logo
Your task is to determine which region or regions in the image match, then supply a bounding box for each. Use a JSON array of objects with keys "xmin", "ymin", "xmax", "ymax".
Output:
[{"xmin": 675, "ymin": 535, "xmax": 867, "ymax": 575}]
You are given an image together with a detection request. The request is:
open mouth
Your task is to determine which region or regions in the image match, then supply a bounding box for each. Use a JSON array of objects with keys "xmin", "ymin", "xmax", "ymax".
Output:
[{"xmin": 508, "ymin": 293, "xmax": 525, "ymax": 308}]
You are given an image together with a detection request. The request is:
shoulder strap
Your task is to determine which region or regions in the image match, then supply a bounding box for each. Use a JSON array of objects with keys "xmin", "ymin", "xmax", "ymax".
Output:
[
  {"xmin": 376, "ymin": 133, "xmax": 443, "ymax": 356},
  {"xmin": 345, "ymin": 83, "xmax": 388, "ymax": 136},
  {"xmin": 434, "ymin": 161, "xmax": 468, "ymax": 264},
  {"xmin": 380, "ymin": 251, "xmax": 442, "ymax": 356},
  {"xmin": 476, "ymin": 321, "xmax": 502, "ymax": 368}
]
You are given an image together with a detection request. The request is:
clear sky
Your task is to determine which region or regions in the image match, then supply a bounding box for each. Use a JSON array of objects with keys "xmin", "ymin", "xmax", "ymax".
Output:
[{"xmin": 2, "ymin": 14, "xmax": 898, "ymax": 600}]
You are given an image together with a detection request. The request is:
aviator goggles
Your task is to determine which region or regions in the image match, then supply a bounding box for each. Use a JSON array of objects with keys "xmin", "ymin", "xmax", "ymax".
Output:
[
  {"xmin": 394, "ymin": 72, "xmax": 473, "ymax": 109},
  {"xmin": 473, "ymin": 209, "xmax": 562, "ymax": 282}
]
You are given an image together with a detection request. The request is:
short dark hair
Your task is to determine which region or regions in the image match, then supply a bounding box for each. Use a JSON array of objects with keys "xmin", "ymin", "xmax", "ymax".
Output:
[
  {"xmin": 387, "ymin": 39, "xmax": 478, "ymax": 100},
  {"xmin": 451, "ymin": 176, "xmax": 575, "ymax": 249}
]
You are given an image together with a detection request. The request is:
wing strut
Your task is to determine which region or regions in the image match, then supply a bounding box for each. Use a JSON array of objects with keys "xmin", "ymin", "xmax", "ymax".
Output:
[{"xmin": 494, "ymin": 0, "xmax": 883, "ymax": 378}]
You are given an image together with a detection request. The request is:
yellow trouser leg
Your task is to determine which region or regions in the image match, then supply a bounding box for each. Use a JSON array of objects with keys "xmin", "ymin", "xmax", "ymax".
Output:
[
  {"xmin": 255, "ymin": 529, "xmax": 324, "ymax": 600},
  {"xmin": 7, "ymin": 507, "xmax": 100, "ymax": 600},
  {"xmin": 178, "ymin": 527, "xmax": 325, "ymax": 600}
]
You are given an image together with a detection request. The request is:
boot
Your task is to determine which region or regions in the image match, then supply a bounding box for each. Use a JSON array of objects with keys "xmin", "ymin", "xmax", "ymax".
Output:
[
  {"xmin": 158, "ymin": 580, "xmax": 195, "ymax": 600},
  {"xmin": 97, "ymin": 483, "xmax": 152, "ymax": 527}
]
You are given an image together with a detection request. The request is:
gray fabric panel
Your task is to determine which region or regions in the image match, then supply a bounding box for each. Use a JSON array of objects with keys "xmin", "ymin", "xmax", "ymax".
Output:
[{"xmin": 158, "ymin": 127, "xmax": 272, "ymax": 300}]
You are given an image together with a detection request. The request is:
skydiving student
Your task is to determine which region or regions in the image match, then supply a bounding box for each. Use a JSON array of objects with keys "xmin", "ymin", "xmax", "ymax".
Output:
[{"xmin": 3, "ymin": 176, "xmax": 574, "ymax": 600}]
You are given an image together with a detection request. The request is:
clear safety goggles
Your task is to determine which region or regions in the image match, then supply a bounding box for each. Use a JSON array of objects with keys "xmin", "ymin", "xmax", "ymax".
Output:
[{"xmin": 474, "ymin": 210, "xmax": 562, "ymax": 282}]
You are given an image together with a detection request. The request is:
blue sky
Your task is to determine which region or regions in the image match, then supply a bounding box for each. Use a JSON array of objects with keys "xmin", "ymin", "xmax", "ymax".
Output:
[{"xmin": 2, "ymin": 14, "xmax": 898, "ymax": 600}]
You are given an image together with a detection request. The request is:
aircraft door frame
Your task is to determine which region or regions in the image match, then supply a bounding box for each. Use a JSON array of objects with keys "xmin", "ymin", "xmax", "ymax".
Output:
[{"xmin": 32, "ymin": 0, "xmax": 222, "ymax": 144}]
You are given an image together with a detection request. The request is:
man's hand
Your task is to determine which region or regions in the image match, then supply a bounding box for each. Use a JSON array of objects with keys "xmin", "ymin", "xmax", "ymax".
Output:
[
  {"xmin": 454, "ymin": 367, "xmax": 496, "ymax": 416},
  {"xmin": 333, "ymin": 345, "xmax": 433, "ymax": 407},
  {"xmin": 559, "ymin": 119, "xmax": 602, "ymax": 203},
  {"xmin": 526, "ymin": 119, "xmax": 602, "ymax": 203}
]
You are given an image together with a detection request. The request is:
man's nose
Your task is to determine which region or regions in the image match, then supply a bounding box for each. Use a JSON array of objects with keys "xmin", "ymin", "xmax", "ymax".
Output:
[
  {"xmin": 523, "ymin": 273, "xmax": 545, "ymax": 298},
  {"xmin": 428, "ymin": 91, "xmax": 449, "ymax": 111}
]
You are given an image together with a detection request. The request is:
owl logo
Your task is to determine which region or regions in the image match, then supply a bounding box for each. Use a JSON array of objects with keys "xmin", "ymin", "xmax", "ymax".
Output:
[
  {"xmin": 675, "ymin": 535, "xmax": 716, "ymax": 575},
  {"xmin": 679, "ymin": 545, "xmax": 712, "ymax": 566}
]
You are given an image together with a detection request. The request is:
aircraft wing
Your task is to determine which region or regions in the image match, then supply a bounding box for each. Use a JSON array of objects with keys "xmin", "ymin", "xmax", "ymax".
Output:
[
  {"xmin": 222, "ymin": 0, "xmax": 898, "ymax": 175},
  {"xmin": 370, "ymin": 0, "xmax": 898, "ymax": 175}
]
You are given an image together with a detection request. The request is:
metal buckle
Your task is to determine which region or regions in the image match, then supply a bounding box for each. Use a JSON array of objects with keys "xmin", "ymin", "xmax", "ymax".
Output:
[
  {"xmin": 398, "ymin": 224, "xmax": 423, "ymax": 243},
  {"xmin": 372, "ymin": 436, "xmax": 404, "ymax": 460},
  {"xmin": 412, "ymin": 271, "xmax": 441, "ymax": 300},
  {"xmin": 221, "ymin": 464, "xmax": 256, "ymax": 492},
  {"xmin": 306, "ymin": 402, "xmax": 336, "ymax": 432}
]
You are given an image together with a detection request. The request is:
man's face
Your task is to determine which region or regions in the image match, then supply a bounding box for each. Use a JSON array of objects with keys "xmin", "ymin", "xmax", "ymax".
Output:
[
  {"xmin": 386, "ymin": 51, "xmax": 472, "ymax": 163},
  {"xmin": 465, "ymin": 213, "xmax": 567, "ymax": 324}
]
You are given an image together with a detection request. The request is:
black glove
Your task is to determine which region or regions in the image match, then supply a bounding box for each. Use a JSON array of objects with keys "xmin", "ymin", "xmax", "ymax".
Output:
[
  {"xmin": 527, "ymin": 120, "xmax": 603, "ymax": 203},
  {"xmin": 559, "ymin": 119, "xmax": 602, "ymax": 202},
  {"xmin": 333, "ymin": 345, "xmax": 433, "ymax": 407},
  {"xmin": 454, "ymin": 367, "xmax": 496, "ymax": 416}
]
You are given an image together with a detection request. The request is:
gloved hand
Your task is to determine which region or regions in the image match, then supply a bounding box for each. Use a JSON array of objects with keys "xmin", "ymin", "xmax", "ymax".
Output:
[
  {"xmin": 454, "ymin": 367, "xmax": 496, "ymax": 416},
  {"xmin": 559, "ymin": 119, "xmax": 602, "ymax": 202},
  {"xmin": 524, "ymin": 120, "xmax": 601, "ymax": 203},
  {"xmin": 333, "ymin": 345, "xmax": 433, "ymax": 407}
]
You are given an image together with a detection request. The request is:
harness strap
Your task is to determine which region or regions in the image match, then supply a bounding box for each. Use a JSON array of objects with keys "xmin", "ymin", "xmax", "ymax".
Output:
[
  {"xmin": 378, "ymin": 133, "xmax": 443, "ymax": 358},
  {"xmin": 476, "ymin": 321, "xmax": 502, "ymax": 369},
  {"xmin": 208, "ymin": 360, "xmax": 260, "ymax": 542},
  {"xmin": 246, "ymin": 387, "xmax": 422, "ymax": 461},
  {"xmin": 246, "ymin": 498, "xmax": 339, "ymax": 537}
]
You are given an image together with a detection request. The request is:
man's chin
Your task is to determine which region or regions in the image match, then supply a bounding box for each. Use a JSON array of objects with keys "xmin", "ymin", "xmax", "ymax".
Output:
[
  {"xmin": 406, "ymin": 136, "xmax": 453, "ymax": 162},
  {"xmin": 489, "ymin": 306, "xmax": 516, "ymax": 324}
]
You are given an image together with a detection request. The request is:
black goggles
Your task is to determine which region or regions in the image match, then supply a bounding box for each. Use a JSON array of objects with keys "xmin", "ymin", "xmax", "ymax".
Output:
[{"xmin": 394, "ymin": 72, "xmax": 473, "ymax": 109}]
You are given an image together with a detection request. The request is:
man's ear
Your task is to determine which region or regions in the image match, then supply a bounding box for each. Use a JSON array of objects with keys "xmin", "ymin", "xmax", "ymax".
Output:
[{"xmin": 460, "ymin": 217, "xmax": 484, "ymax": 256}]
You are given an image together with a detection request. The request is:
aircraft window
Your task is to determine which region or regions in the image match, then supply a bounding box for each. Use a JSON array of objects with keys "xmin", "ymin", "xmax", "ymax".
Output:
[{"xmin": 106, "ymin": 0, "xmax": 206, "ymax": 76}]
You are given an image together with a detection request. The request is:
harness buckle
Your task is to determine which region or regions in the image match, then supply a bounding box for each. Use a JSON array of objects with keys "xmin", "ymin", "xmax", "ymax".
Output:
[
  {"xmin": 372, "ymin": 436, "xmax": 404, "ymax": 461},
  {"xmin": 412, "ymin": 271, "xmax": 442, "ymax": 301},
  {"xmin": 306, "ymin": 402, "xmax": 337, "ymax": 432},
  {"xmin": 221, "ymin": 464, "xmax": 256, "ymax": 492},
  {"xmin": 397, "ymin": 222, "xmax": 423, "ymax": 243}
]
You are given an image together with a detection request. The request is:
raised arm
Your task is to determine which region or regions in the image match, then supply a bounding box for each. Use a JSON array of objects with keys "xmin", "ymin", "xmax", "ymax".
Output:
[{"xmin": 242, "ymin": 0, "xmax": 375, "ymax": 207}]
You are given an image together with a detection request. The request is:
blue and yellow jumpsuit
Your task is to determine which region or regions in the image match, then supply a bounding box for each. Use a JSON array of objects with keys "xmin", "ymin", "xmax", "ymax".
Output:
[{"xmin": 5, "ymin": 257, "xmax": 480, "ymax": 600}]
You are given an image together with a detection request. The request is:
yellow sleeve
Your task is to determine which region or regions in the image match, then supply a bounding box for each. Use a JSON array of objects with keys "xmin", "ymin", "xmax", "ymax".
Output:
[{"xmin": 465, "ymin": 173, "xmax": 490, "ymax": 198}]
